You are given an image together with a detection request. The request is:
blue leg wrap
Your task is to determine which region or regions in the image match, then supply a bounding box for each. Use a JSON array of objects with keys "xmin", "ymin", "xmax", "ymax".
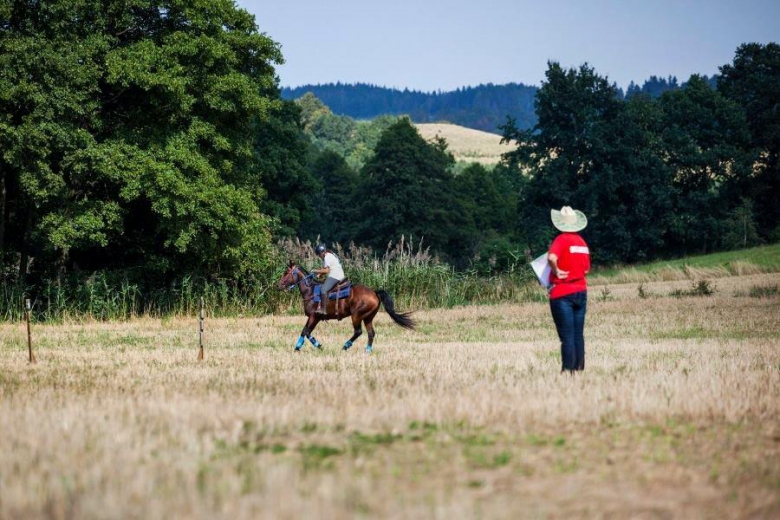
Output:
[
  {"xmin": 308, "ymin": 336, "xmax": 321, "ymax": 349},
  {"xmin": 295, "ymin": 336, "xmax": 305, "ymax": 350},
  {"xmin": 365, "ymin": 344, "xmax": 373, "ymax": 354},
  {"xmin": 342, "ymin": 340, "xmax": 353, "ymax": 351}
]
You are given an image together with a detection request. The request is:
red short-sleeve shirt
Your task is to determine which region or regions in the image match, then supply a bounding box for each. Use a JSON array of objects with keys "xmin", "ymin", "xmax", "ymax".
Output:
[{"xmin": 548, "ymin": 232, "xmax": 591, "ymax": 299}]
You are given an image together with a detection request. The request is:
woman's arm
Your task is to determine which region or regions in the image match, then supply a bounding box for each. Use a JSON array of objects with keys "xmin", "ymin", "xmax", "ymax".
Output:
[{"xmin": 547, "ymin": 253, "xmax": 569, "ymax": 279}]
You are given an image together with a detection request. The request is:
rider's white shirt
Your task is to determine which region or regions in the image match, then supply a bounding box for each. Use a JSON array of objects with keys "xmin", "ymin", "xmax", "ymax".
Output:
[{"xmin": 323, "ymin": 252, "xmax": 344, "ymax": 280}]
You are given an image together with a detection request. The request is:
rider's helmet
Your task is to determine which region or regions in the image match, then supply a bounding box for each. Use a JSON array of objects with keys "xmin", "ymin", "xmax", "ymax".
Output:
[{"xmin": 314, "ymin": 244, "xmax": 327, "ymax": 256}]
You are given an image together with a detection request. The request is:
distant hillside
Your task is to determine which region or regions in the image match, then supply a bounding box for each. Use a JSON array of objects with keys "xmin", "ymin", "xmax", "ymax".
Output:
[
  {"xmin": 414, "ymin": 123, "xmax": 515, "ymax": 165},
  {"xmin": 282, "ymin": 82, "xmax": 539, "ymax": 134},
  {"xmin": 282, "ymin": 76, "xmax": 716, "ymax": 135}
]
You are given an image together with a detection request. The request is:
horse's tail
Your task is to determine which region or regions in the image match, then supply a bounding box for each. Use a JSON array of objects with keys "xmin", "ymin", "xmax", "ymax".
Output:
[{"xmin": 375, "ymin": 290, "xmax": 415, "ymax": 330}]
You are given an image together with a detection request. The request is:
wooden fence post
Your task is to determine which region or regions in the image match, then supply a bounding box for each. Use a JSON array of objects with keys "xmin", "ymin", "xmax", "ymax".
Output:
[
  {"xmin": 25, "ymin": 299, "xmax": 36, "ymax": 364},
  {"xmin": 197, "ymin": 297, "xmax": 204, "ymax": 361}
]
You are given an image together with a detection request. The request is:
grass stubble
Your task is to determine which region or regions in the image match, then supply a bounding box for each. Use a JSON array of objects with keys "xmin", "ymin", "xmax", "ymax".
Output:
[{"xmin": 1, "ymin": 274, "xmax": 778, "ymax": 519}]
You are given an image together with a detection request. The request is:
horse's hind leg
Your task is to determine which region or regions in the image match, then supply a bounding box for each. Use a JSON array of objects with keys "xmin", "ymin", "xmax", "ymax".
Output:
[
  {"xmin": 364, "ymin": 318, "xmax": 376, "ymax": 354},
  {"xmin": 343, "ymin": 314, "xmax": 363, "ymax": 351}
]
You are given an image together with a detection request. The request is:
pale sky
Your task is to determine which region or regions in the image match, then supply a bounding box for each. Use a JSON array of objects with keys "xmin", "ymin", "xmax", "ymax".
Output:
[{"xmin": 241, "ymin": 0, "xmax": 780, "ymax": 91}]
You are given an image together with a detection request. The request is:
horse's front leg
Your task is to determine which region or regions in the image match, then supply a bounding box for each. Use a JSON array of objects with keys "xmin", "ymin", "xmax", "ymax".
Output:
[
  {"xmin": 306, "ymin": 315, "xmax": 323, "ymax": 349},
  {"xmin": 295, "ymin": 315, "xmax": 322, "ymax": 351}
]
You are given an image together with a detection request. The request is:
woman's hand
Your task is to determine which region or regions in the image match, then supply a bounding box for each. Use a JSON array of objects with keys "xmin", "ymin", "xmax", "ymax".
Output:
[{"xmin": 548, "ymin": 253, "xmax": 568, "ymax": 280}]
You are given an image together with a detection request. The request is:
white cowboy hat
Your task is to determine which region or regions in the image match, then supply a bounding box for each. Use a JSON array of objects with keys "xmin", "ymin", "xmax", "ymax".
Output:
[{"xmin": 551, "ymin": 206, "xmax": 587, "ymax": 232}]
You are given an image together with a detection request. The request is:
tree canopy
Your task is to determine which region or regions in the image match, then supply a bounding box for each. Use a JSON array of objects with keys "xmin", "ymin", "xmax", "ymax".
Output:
[
  {"xmin": 501, "ymin": 61, "xmax": 762, "ymax": 262},
  {"xmin": 0, "ymin": 0, "xmax": 291, "ymax": 284},
  {"xmin": 351, "ymin": 119, "xmax": 473, "ymax": 261},
  {"xmin": 718, "ymin": 43, "xmax": 780, "ymax": 238}
]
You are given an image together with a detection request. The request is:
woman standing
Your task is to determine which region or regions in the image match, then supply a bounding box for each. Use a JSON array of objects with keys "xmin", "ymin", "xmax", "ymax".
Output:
[{"xmin": 547, "ymin": 206, "xmax": 591, "ymax": 372}]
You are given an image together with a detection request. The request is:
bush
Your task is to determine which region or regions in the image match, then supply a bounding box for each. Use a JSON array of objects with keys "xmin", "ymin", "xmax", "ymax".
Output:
[
  {"xmin": 597, "ymin": 287, "xmax": 613, "ymax": 302},
  {"xmin": 748, "ymin": 285, "xmax": 779, "ymax": 298},
  {"xmin": 472, "ymin": 236, "xmax": 528, "ymax": 275},
  {"xmin": 670, "ymin": 280, "xmax": 716, "ymax": 298}
]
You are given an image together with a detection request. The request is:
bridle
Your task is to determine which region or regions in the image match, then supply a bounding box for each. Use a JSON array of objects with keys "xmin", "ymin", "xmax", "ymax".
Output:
[{"xmin": 285, "ymin": 266, "xmax": 314, "ymax": 291}]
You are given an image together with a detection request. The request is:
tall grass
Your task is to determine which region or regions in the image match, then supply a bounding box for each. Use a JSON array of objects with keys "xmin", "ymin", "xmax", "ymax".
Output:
[
  {"xmin": 2, "ymin": 237, "xmax": 541, "ymax": 322},
  {"xmin": 278, "ymin": 237, "xmax": 541, "ymax": 309}
]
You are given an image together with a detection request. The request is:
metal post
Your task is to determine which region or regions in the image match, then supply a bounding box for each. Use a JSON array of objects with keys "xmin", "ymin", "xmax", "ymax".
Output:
[
  {"xmin": 25, "ymin": 299, "xmax": 36, "ymax": 364},
  {"xmin": 197, "ymin": 297, "xmax": 204, "ymax": 361}
]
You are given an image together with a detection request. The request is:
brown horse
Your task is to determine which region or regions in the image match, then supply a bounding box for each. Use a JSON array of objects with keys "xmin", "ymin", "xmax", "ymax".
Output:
[{"xmin": 276, "ymin": 261, "xmax": 414, "ymax": 353}]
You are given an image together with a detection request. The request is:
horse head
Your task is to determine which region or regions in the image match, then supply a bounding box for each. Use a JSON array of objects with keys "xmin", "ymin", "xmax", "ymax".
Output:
[{"xmin": 276, "ymin": 260, "xmax": 298, "ymax": 291}]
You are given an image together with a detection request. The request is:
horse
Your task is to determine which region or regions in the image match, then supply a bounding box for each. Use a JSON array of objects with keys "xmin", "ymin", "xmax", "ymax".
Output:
[{"xmin": 276, "ymin": 260, "xmax": 415, "ymax": 353}]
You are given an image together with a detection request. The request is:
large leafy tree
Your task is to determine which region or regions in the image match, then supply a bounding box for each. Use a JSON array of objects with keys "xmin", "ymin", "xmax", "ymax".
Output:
[
  {"xmin": 352, "ymin": 118, "xmax": 474, "ymax": 260},
  {"xmin": 718, "ymin": 43, "xmax": 780, "ymax": 237},
  {"xmin": 302, "ymin": 149, "xmax": 359, "ymax": 245},
  {"xmin": 658, "ymin": 75, "xmax": 753, "ymax": 253},
  {"xmin": 294, "ymin": 93, "xmax": 400, "ymax": 171},
  {"xmin": 454, "ymin": 163, "xmax": 521, "ymax": 272},
  {"xmin": 255, "ymin": 100, "xmax": 318, "ymax": 238},
  {"xmin": 502, "ymin": 63, "xmax": 622, "ymax": 255},
  {"xmin": 580, "ymin": 95, "xmax": 675, "ymax": 262},
  {"xmin": 0, "ymin": 0, "xmax": 286, "ymax": 283},
  {"xmin": 502, "ymin": 62, "xmax": 674, "ymax": 262},
  {"xmin": 455, "ymin": 163, "xmax": 513, "ymax": 235}
]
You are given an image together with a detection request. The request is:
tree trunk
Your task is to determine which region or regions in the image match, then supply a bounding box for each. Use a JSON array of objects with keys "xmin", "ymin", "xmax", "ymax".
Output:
[
  {"xmin": 19, "ymin": 204, "xmax": 33, "ymax": 285},
  {"xmin": 0, "ymin": 166, "xmax": 5, "ymax": 266},
  {"xmin": 55, "ymin": 247, "xmax": 68, "ymax": 285}
]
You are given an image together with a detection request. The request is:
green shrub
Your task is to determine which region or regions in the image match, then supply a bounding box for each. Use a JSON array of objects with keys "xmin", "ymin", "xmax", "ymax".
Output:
[
  {"xmin": 748, "ymin": 285, "xmax": 779, "ymax": 298},
  {"xmin": 670, "ymin": 280, "xmax": 716, "ymax": 298}
]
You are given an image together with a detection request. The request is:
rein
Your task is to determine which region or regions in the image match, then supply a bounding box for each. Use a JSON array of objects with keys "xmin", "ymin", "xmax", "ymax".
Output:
[{"xmin": 286, "ymin": 267, "xmax": 314, "ymax": 292}]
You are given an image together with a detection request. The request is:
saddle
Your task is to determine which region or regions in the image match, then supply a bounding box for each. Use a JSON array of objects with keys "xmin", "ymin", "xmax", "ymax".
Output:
[{"xmin": 313, "ymin": 279, "xmax": 352, "ymax": 303}]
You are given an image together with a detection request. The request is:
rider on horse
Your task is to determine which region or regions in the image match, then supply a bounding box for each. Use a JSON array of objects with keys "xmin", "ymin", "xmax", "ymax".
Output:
[
  {"xmin": 313, "ymin": 244, "xmax": 345, "ymax": 315},
  {"xmin": 277, "ymin": 254, "xmax": 415, "ymax": 353}
]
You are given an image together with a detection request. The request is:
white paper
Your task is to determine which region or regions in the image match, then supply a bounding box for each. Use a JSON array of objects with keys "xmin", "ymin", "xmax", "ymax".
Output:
[{"xmin": 530, "ymin": 253, "xmax": 552, "ymax": 289}]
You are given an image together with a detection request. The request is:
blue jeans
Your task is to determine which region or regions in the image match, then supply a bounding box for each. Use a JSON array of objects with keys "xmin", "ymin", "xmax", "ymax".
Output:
[{"xmin": 549, "ymin": 291, "xmax": 587, "ymax": 372}]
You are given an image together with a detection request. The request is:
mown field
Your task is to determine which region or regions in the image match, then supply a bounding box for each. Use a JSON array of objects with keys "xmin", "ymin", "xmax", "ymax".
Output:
[
  {"xmin": 1, "ymin": 273, "xmax": 778, "ymax": 518},
  {"xmin": 415, "ymin": 123, "xmax": 514, "ymax": 165}
]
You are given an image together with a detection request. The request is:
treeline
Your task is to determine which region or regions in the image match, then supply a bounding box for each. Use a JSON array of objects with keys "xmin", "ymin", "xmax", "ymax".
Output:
[
  {"xmin": 281, "ymin": 76, "xmax": 717, "ymax": 134},
  {"xmin": 302, "ymin": 45, "xmax": 780, "ymax": 267},
  {"xmin": 299, "ymin": 116, "xmax": 522, "ymax": 272},
  {"xmin": 294, "ymin": 93, "xmax": 401, "ymax": 171},
  {"xmin": 282, "ymin": 82, "xmax": 539, "ymax": 133},
  {"xmin": 625, "ymin": 75, "xmax": 718, "ymax": 99},
  {"xmin": 501, "ymin": 49, "xmax": 779, "ymax": 263}
]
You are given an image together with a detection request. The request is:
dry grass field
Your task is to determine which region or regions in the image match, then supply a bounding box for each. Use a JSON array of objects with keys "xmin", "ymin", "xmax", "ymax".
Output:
[
  {"xmin": 415, "ymin": 123, "xmax": 514, "ymax": 165},
  {"xmin": 1, "ymin": 273, "xmax": 779, "ymax": 519}
]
